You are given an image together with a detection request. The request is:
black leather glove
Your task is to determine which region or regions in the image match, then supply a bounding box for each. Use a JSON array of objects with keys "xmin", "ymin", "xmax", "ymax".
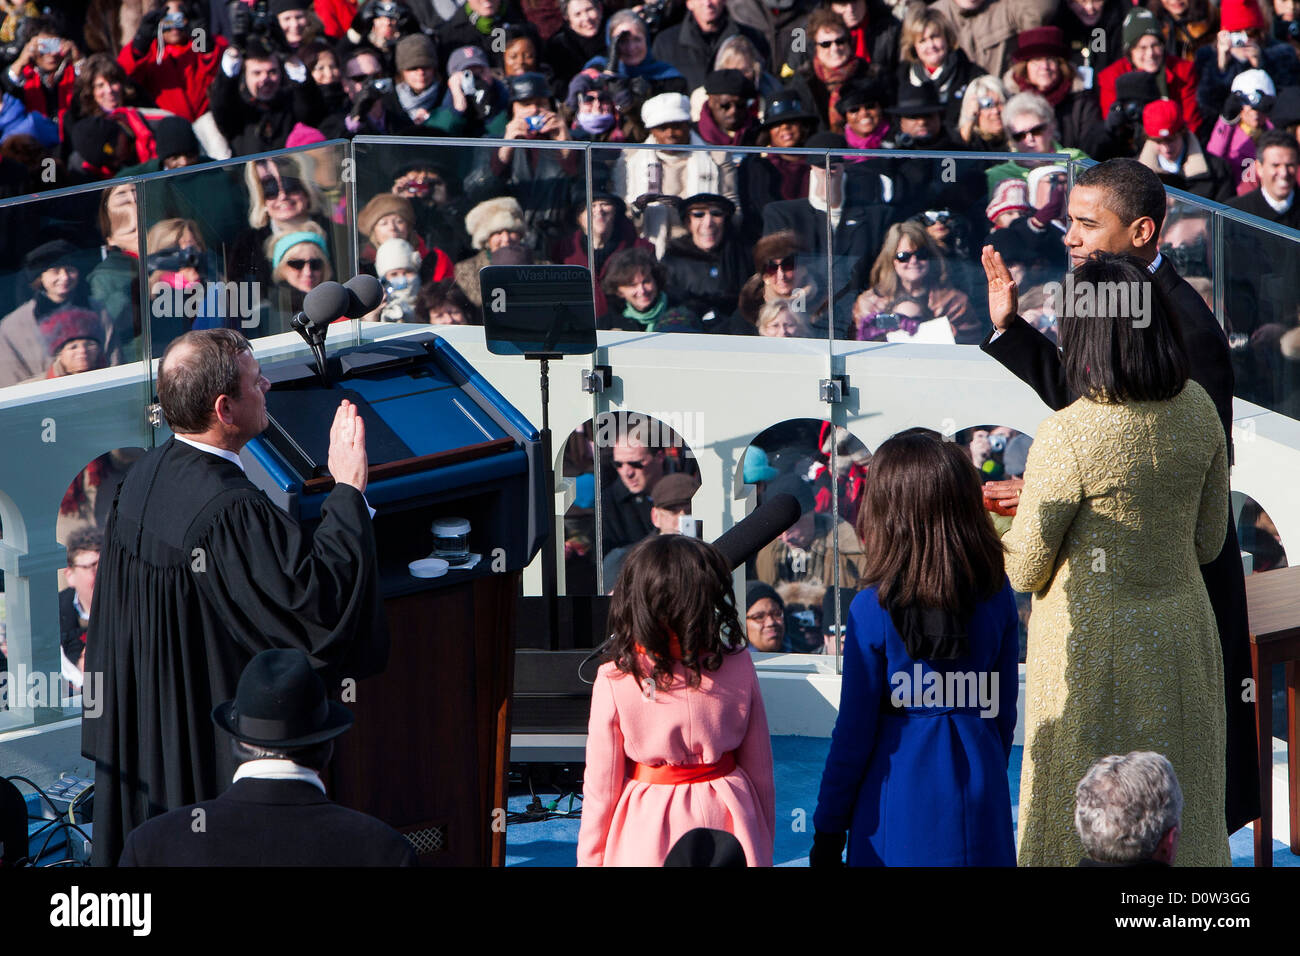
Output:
[
  {"xmin": 133, "ymin": 8, "xmax": 166, "ymax": 56},
  {"xmin": 809, "ymin": 830, "xmax": 846, "ymax": 867},
  {"xmin": 1104, "ymin": 101, "xmax": 1133, "ymax": 133},
  {"xmin": 1221, "ymin": 91, "xmax": 1244, "ymax": 123},
  {"xmin": 229, "ymin": 0, "xmax": 252, "ymax": 47}
]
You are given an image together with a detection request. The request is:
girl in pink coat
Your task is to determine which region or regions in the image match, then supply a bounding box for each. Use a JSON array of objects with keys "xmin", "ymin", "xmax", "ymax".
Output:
[{"xmin": 577, "ymin": 535, "xmax": 776, "ymax": 866}]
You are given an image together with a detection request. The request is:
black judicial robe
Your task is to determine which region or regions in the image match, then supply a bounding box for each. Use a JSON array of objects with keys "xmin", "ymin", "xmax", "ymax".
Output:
[
  {"xmin": 980, "ymin": 257, "xmax": 1261, "ymax": 833},
  {"xmin": 82, "ymin": 438, "xmax": 389, "ymax": 867}
]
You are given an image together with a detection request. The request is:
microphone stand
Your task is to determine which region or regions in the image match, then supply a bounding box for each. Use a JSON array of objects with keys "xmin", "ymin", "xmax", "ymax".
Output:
[{"xmin": 291, "ymin": 312, "xmax": 332, "ymax": 385}]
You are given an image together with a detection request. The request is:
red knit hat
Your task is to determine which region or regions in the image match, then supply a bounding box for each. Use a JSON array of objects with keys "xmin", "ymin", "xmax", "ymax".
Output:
[
  {"xmin": 1220, "ymin": 0, "xmax": 1266, "ymax": 33},
  {"xmin": 1143, "ymin": 99, "xmax": 1185, "ymax": 139},
  {"xmin": 39, "ymin": 307, "xmax": 104, "ymax": 357}
]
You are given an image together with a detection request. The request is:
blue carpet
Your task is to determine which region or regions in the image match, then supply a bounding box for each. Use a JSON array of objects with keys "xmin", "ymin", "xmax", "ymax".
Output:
[{"xmin": 505, "ymin": 736, "xmax": 1297, "ymax": 867}]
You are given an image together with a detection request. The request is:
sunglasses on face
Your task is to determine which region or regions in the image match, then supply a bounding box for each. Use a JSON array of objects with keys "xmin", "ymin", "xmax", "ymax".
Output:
[
  {"xmin": 817, "ymin": 36, "xmax": 850, "ymax": 48},
  {"xmin": 713, "ymin": 98, "xmax": 747, "ymax": 111},
  {"xmin": 1010, "ymin": 122, "xmax": 1050, "ymax": 142},
  {"xmin": 580, "ymin": 92, "xmax": 612, "ymax": 105},
  {"xmin": 260, "ymin": 175, "xmax": 305, "ymax": 198},
  {"xmin": 894, "ymin": 249, "xmax": 931, "ymax": 263},
  {"xmin": 347, "ymin": 71, "xmax": 382, "ymax": 82},
  {"xmin": 978, "ymin": 96, "xmax": 998, "ymax": 109},
  {"xmin": 616, "ymin": 458, "xmax": 652, "ymax": 469},
  {"xmin": 286, "ymin": 258, "xmax": 324, "ymax": 271},
  {"xmin": 690, "ymin": 208, "xmax": 726, "ymax": 219},
  {"xmin": 922, "ymin": 210, "xmax": 952, "ymax": 225},
  {"xmin": 764, "ymin": 255, "xmax": 796, "ymax": 275}
]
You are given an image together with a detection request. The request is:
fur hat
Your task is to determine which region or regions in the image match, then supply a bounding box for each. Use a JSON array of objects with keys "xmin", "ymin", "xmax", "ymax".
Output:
[
  {"xmin": 375, "ymin": 238, "xmax": 421, "ymax": 276},
  {"xmin": 358, "ymin": 192, "xmax": 416, "ymax": 239},
  {"xmin": 465, "ymin": 196, "xmax": 526, "ymax": 250},
  {"xmin": 39, "ymin": 307, "xmax": 104, "ymax": 356},
  {"xmin": 752, "ymin": 230, "xmax": 803, "ymax": 272}
]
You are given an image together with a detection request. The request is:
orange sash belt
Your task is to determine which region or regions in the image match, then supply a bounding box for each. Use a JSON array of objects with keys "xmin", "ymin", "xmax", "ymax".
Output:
[{"xmin": 629, "ymin": 751, "xmax": 737, "ymax": 785}]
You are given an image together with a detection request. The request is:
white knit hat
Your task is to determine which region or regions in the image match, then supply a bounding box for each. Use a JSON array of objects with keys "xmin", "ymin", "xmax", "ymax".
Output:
[
  {"xmin": 641, "ymin": 92, "xmax": 691, "ymax": 129},
  {"xmin": 464, "ymin": 196, "xmax": 526, "ymax": 251},
  {"xmin": 1232, "ymin": 68, "xmax": 1276, "ymax": 100},
  {"xmin": 375, "ymin": 238, "xmax": 421, "ymax": 277}
]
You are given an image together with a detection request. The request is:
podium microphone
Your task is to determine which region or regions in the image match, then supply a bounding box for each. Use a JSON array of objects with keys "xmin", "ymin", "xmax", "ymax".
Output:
[
  {"xmin": 294, "ymin": 281, "xmax": 351, "ymax": 382},
  {"xmin": 343, "ymin": 274, "xmax": 383, "ymax": 318},
  {"xmin": 710, "ymin": 493, "xmax": 803, "ymax": 571}
]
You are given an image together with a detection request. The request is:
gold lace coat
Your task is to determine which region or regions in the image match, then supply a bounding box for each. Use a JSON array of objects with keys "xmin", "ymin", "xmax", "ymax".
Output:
[{"xmin": 1004, "ymin": 382, "xmax": 1231, "ymax": 866}]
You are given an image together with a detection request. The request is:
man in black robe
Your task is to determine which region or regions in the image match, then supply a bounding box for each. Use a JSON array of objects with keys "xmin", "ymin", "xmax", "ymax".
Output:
[
  {"xmin": 978, "ymin": 158, "xmax": 1260, "ymax": 835},
  {"xmin": 83, "ymin": 328, "xmax": 388, "ymax": 867}
]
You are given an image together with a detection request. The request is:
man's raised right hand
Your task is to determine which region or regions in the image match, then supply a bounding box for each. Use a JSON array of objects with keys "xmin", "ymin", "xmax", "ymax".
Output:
[
  {"xmin": 981, "ymin": 244, "xmax": 1019, "ymax": 333},
  {"xmin": 328, "ymin": 399, "xmax": 369, "ymax": 494}
]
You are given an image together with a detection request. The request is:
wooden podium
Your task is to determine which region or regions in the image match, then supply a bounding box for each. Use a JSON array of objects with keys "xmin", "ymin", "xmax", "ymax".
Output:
[
  {"xmin": 327, "ymin": 573, "xmax": 519, "ymax": 866},
  {"xmin": 241, "ymin": 333, "xmax": 545, "ymax": 867}
]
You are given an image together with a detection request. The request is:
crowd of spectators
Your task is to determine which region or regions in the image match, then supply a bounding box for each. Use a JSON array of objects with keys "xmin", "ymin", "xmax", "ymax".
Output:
[{"xmin": 0, "ymin": 0, "xmax": 1297, "ymax": 399}]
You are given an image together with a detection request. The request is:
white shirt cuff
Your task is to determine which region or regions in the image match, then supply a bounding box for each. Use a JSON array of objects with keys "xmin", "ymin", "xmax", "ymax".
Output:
[{"xmin": 221, "ymin": 48, "xmax": 242, "ymax": 77}]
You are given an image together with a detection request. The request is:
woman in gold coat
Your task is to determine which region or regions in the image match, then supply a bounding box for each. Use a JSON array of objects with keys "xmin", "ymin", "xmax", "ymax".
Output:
[{"xmin": 997, "ymin": 252, "xmax": 1231, "ymax": 866}]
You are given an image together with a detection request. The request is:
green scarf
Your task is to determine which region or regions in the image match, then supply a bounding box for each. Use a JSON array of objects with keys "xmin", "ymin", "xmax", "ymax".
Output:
[
  {"xmin": 623, "ymin": 291, "xmax": 668, "ymax": 331},
  {"xmin": 466, "ymin": 3, "xmax": 495, "ymax": 34}
]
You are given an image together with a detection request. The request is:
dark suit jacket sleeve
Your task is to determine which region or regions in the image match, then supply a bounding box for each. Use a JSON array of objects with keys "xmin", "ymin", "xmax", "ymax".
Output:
[
  {"xmin": 980, "ymin": 315, "xmax": 1071, "ymax": 412},
  {"xmin": 762, "ymin": 200, "xmax": 795, "ymax": 239}
]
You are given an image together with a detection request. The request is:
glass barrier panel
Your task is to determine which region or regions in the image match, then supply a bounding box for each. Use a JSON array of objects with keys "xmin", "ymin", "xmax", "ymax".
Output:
[
  {"xmin": 354, "ymin": 135, "xmax": 585, "ymax": 327},
  {"xmin": 137, "ymin": 142, "xmax": 356, "ymax": 358},
  {"xmin": 0, "ymin": 180, "xmax": 155, "ymax": 733},
  {"xmin": 1218, "ymin": 209, "xmax": 1300, "ymax": 418}
]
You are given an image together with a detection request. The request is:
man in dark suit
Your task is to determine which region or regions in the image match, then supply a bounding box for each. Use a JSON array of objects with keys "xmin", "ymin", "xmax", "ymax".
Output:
[
  {"xmin": 1227, "ymin": 130, "xmax": 1300, "ymax": 230},
  {"xmin": 119, "ymin": 649, "xmax": 417, "ymax": 866},
  {"xmin": 979, "ymin": 158, "xmax": 1260, "ymax": 835},
  {"xmin": 762, "ymin": 132, "xmax": 899, "ymax": 337},
  {"xmin": 1223, "ymin": 130, "xmax": 1300, "ymax": 362}
]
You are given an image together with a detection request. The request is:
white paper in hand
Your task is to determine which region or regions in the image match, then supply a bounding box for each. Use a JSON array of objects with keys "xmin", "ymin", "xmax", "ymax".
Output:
[{"xmin": 886, "ymin": 317, "xmax": 956, "ymax": 344}]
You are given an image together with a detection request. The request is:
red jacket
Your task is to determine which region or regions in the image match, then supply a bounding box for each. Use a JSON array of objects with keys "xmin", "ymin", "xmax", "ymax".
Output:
[
  {"xmin": 1098, "ymin": 54, "xmax": 1202, "ymax": 137},
  {"xmin": 118, "ymin": 36, "xmax": 228, "ymax": 121},
  {"xmin": 11, "ymin": 61, "xmax": 77, "ymax": 120},
  {"xmin": 312, "ymin": 0, "xmax": 358, "ymax": 39}
]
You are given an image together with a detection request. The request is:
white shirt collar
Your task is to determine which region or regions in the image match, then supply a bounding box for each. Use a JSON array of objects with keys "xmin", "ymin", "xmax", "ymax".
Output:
[
  {"xmin": 175, "ymin": 434, "xmax": 245, "ymax": 473},
  {"xmin": 73, "ymin": 592, "xmax": 88, "ymax": 619},
  {"xmin": 232, "ymin": 758, "xmax": 326, "ymax": 794},
  {"xmin": 1262, "ymin": 187, "xmax": 1295, "ymax": 214}
]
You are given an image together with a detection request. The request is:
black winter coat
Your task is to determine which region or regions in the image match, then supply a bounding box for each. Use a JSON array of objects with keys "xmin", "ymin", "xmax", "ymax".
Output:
[{"xmin": 209, "ymin": 70, "xmax": 327, "ymax": 157}]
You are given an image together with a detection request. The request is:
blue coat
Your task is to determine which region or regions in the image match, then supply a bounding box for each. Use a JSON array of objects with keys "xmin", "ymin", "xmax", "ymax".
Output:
[{"xmin": 813, "ymin": 582, "xmax": 1019, "ymax": 866}]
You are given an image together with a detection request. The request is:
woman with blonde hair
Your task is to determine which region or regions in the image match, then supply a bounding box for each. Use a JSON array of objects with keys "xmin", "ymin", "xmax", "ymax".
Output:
[
  {"xmin": 756, "ymin": 299, "xmax": 810, "ymax": 337},
  {"xmin": 228, "ymin": 154, "xmax": 328, "ymax": 291},
  {"xmin": 957, "ymin": 75, "xmax": 1009, "ymax": 149},
  {"xmin": 853, "ymin": 221, "xmax": 980, "ymax": 343},
  {"xmin": 262, "ymin": 221, "xmax": 332, "ymax": 332},
  {"xmin": 897, "ymin": 4, "xmax": 985, "ymax": 127}
]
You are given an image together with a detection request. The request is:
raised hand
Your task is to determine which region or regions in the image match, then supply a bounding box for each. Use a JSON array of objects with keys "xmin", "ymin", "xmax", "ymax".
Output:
[
  {"xmin": 982, "ymin": 244, "xmax": 1019, "ymax": 332},
  {"xmin": 327, "ymin": 399, "xmax": 369, "ymax": 494}
]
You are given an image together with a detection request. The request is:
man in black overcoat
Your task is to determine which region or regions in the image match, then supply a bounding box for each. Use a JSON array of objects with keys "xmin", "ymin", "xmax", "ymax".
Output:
[
  {"xmin": 83, "ymin": 329, "xmax": 389, "ymax": 866},
  {"xmin": 979, "ymin": 158, "xmax": 1260, "ymax": 834},
  {"xmin": 119, "ymin": 649, "xmax": 416, "ymax": 866}
]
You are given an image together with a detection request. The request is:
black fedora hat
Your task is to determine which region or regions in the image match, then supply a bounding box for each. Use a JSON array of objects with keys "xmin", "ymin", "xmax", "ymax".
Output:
[
  {"xmin": 212, "ymin": 649, "xmax": 354, "ymax": 748},
  {"xmin": 761, "ymin": 91, "xmax": 819, "ymax": 129},
  {"xmin": 887, "ymin": 82, "xmax": 946, "ymax": 116}
]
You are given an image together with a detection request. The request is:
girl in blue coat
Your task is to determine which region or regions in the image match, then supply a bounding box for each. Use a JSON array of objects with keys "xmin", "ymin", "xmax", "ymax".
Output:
[{"xmin": 811, "ymin": 428, "xmax": 1019, "ymax": 866}]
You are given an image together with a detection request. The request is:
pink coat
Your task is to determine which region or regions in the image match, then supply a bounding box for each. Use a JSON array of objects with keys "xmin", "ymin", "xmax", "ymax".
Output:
[{"xmin": 577, "ymin": 650, "xmax": 776, "ymax": 866}]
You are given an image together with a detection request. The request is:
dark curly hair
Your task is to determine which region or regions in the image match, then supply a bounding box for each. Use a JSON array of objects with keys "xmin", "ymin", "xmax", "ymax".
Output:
[
  {"xmin": 601, "ymin": 245, "xmax": 664, "ymax": 301},
  {"xmin": 604, "ymin": 535, "xmax": 747, "ymax": 690}
]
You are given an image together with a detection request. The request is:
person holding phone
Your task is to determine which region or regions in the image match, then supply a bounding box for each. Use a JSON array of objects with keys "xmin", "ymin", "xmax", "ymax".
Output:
[
  {"xmin": 4, "ymin": 15, "xmax": 80, "ymax": 119},
  {"xmin": 1194, "ymin": 0, "xmax": 1300, "ymax": 128}
]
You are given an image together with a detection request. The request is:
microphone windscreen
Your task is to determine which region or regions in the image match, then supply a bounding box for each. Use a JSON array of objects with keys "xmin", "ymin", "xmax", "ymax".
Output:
[
  {"xmin": 302, "ymin": 281, "xmax": 350, "ymax": 327},
  {"xmin": 343, "ymin": 274, "xmax": 384, "ymax": 317},
  {"xmin": 710, "ymin": 493, "xmax": 803, "ymax": 571}
]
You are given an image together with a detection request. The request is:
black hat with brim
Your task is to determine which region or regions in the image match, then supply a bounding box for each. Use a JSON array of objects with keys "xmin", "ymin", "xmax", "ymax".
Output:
[
  {"xmin": 212, "ymin": 649, "xmax": 354, "ymax": 748},
  {"xmin": 761, "ymin": 93, "xmax": 819, "ymax": 129},
  {"xmin": 887, "ymin": 82, "xmax": 946, "ymax": 116}
]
